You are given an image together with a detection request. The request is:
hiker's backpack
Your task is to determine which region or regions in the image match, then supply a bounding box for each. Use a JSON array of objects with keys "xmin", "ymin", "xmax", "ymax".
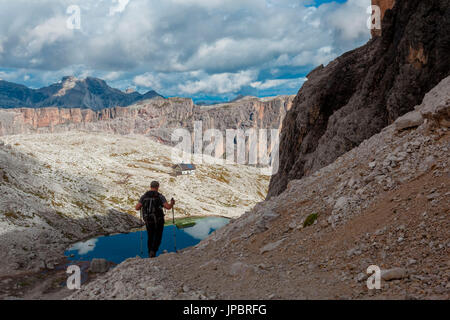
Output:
[{"xmin": 141, "ymin": 192, "xmax": 163, "ymax": 221}]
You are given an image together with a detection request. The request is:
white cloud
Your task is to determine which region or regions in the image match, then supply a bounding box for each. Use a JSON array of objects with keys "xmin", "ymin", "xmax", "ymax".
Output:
[
  {"xmin": 326, "ymin": 0, "xmax": 371, "ymax": 41},
  {"xmin": 68, "ymin": 238, "xmax": 98, "ymax": 255},
  {"xmin": 133, "ymin": 73, "xmax": 161, "ymax": 89},
  {"xmin": 251, "ymin": 79, "xmax": 289, "ymax": 90},
  {"xmin": 103, "ymin": 71, "xmax": 122, "ymax": 81},
  {"xmin": 0, "ymin": 70, "xmax": 28, "ymax": 82},
  {"xmin": 22, "ymin": 16, "xmax": 73, "ymax": 56},
  {"xmin": 288, "ymin": 45, "xmax": 337, "ymax": 67},
  {"xmin": 251, "ymin": 77, "xmax": 306, "ymax": 90},
  {"xmin": 109, "ymin": 0, "xmax": 130, "ymax": 16},
  {"xmin": 179, "ymin": 70, "xmax": 257, "ymax": 95},
  {"xmin": 184, "ymin": 217, "xmax": 229, "ymax": 240}
]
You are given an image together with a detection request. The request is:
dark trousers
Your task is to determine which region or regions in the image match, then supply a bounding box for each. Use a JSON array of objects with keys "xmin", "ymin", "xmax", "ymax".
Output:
[{"xmin": 145, "ymin": 215, "xmax": 164, "ymax": 254}]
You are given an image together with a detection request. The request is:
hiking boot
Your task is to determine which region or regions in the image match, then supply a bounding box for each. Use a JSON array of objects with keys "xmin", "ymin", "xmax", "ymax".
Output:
[{"xmin": 149, "ymin": 251, "xmax": 156, "ymax": 258}]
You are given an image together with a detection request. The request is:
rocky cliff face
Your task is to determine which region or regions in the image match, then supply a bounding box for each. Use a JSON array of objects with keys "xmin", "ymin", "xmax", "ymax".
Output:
[
  {"xmin": 182, "ymin": 96, "xmax": 293, "ymax": 144},
  {"xmin": 0, "ymin": 98, "xmax": 192, "ymax": 138},
  {"xmin": 0, "ymin": 96, "xmax": 294, "ymax": 145},
  {"xmin": 0, "ymin": 76, "xmax": 161, "ymax": 110},
  {"xmin": 268, "ymin": 0, "xmax": 450, "ymax": 198}
]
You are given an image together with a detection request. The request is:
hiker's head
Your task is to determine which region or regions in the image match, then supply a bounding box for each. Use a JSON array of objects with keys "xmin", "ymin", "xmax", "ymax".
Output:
[{"xmin": 150, "ymin": 181, "xmax": 160, "ymax": 191}]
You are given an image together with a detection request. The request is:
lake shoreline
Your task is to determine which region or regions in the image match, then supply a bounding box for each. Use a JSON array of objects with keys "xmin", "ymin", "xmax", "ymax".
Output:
[
  {"xmin": 65, "ymin": 216, "xmax": 231, "ymax": 264},
  {"xmin": 0, "ymin": 215, "xmax": 232, "ymax": 300}
]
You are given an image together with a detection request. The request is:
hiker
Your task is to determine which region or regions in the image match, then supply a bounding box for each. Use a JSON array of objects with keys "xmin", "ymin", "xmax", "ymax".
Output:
[{"xmin": 135, "ymin": 181, "xmax": 175, "ymax": 258}]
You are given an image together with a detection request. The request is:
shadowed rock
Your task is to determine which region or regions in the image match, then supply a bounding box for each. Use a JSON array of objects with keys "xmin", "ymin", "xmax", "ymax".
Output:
[{"xmin": 268, "ymin": 0, "xmax": 450, "ymax": 198}]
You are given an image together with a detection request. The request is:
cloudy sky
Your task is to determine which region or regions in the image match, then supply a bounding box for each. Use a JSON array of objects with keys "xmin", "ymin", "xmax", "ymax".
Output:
[{"xmin": 0, "ymin": 0, "xmax": 371, "ymax": 103}]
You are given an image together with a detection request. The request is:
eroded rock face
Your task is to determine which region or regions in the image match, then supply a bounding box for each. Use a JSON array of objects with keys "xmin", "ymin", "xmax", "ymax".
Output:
[
  {"xmin": 268, "ymin": 0, "xmax": 450, "ymax": 198},
  {"xmin": 0, "ymin": 96, "xmax": 294, "ymax": 145},
  {"xmin": 0, "ymin": 98, "xmax": 194, "ymax": 139}
]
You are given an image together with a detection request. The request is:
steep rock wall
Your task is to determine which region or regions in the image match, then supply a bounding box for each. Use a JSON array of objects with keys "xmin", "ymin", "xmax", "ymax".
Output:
[
  {"xmin": 268, "ymin": 0, "xmax": 450, "ymax": 198},
  {"xmin": 0, "ymin": 96, "xmax": 294, "ymax": 145}
]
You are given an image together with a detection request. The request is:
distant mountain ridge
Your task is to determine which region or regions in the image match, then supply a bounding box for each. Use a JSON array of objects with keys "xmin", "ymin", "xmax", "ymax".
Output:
[{"xmin": 0, "ymin": 76, "xmax": 162, "ymax": 111}]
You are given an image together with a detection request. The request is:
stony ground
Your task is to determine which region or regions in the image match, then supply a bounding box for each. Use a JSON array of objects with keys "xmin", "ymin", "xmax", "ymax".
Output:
[
  {"xmin": 69, "ymin": 78, "xmax": 449, "ymax": 300},
  {"xmin": 0, "ymin": 132, "xmax": 269, "ymax": 277}
]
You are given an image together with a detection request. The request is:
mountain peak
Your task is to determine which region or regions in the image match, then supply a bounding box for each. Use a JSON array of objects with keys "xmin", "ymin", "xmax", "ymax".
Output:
[
  {"xmin": 0, "ymin": 77, "xmax": 162, "ymax": 110},
  {"xmin": 61, "ymin": 76, "xmax": 78, "ymax": 83}
]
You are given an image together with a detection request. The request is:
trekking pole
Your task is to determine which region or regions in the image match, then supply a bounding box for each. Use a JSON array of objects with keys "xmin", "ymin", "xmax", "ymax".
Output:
[
  {"xmin": 171, "ymin": 198, "xmax": 177, "ymax": 253},
  {"xmin": 139, "ymin": 209, "xmax": 143, "ymax": 257},
  {"xmin": 140, "ymin": 229, "xmax": 143, "ymax": 257}
]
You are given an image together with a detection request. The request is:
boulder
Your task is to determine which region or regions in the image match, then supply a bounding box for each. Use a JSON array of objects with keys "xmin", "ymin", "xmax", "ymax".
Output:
[
  {"xmin": 395, "ymin": 111, "xmax": 424, "ymax": 131},
  {"xmin": 419, "ymin": 76, "xmax": 450, "ymax": 128},
  {"xmin": 381, "ymin": 268, "xmax": 408, "ymax": 281},
  {"xmin": 260, "ymin": 239, "xmax": 285, "ymax": 254},
  {"xmin": 89, "ymin": 258, "xmax": 110, "ymax": 273},
  {"xmin": 254, "ymin": 210, "xmax": 280, "ymax": 233}
]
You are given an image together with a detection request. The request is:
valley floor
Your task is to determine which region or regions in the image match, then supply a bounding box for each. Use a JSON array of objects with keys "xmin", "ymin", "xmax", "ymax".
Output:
[{"xmin": 0, "ymin": 131, "xmax": 268, "ymax": 277}]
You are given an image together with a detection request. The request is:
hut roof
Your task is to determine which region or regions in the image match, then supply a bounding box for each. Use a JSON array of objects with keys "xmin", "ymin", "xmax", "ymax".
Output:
[{"xmin": 172, "ymin": 163, "xmax": 196, "ymax": 171}]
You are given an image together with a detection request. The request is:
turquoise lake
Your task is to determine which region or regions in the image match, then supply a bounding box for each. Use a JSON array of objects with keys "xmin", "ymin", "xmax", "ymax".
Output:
[{"xmin": 65, "ymin": 217, "xmax": 230, "ymax": 264}]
